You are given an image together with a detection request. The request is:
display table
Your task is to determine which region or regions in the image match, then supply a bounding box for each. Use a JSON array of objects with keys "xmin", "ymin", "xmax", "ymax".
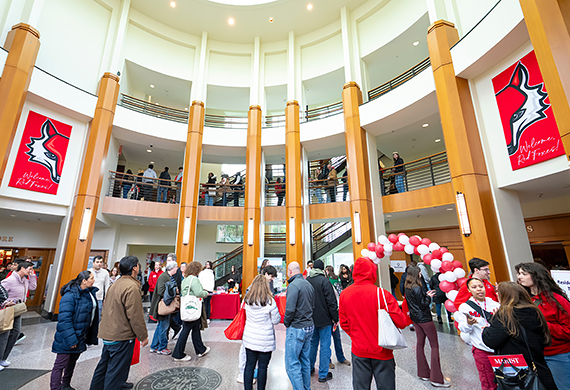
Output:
[
  {"xmin": 275, "ymin": 293, "xmax": 286, "ymax": 323},
  {"xmin": 210, "ymin": 293, "xmax": 240, "ymax": 320}
]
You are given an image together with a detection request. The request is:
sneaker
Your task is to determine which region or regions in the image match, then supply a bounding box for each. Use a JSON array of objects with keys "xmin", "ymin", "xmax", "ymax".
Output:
[
  {"xmin": 0, "ymin": 366, "xmax": 4, "ymax": 372},
  {"xmin": 318, "ymin": 372, "xmax": 333, "ymax": 383},
  {"xmin": 410, "ymin": 325, "xmax": 415, "ymax": 332},
  {"xmin": 237, "ymin": 375, "xmax": 244, "ymax": 384},
  {"xmin": 431, "ymin": 380, "xmax": 451, "ymax": 387},
  {"xmin": 149, "ymin": 349, "xmax": 157, "ymax": 353},
  {"xmin": 310, "ymin": 368, "xmax": 315, "ymax": 376},
  {"xmin": 207, "ymin": 319, "xmax": 211, "ymax": 325},
  {"xmin": 0, "ymin": 360, "xmax": 11, "ymax": 367},
  {"xmin": 122, "ymin": 383, "xmax": 134, "ymax": 390},
  {"xmin": 14, "ymin": 334, "xmax": 25, "ymax": 345},
  {"xmin": 329, "ymin": 362, "xmax": 335, "ymax": 369},
  {"xmin": 419, "ymin": 377, "xmax": 430, "ymax": 381},
  {"xmin": 198, "ymin": 346, "xmax": 211, "ymax": 358},
  {"xmin": 158, "ymin": 349, "xmax": 172, "ymax": 355},
  {"xmin": 339, "ymin": 360, "xmax": 351, "ymax": 366},
  {"xmin": 173, "ymin": 355, "xmax": 192, "ymax": 362}
]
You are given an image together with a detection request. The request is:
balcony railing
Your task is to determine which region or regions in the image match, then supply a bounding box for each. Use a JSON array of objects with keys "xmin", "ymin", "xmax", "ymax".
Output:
[
  {"xmin": 205, "ymin": 114, "xmax": 248, "ymax": 129},
  {"xmin": 367, "ymin": 57, "xmax": 431, "ymax": 102},
  {"xmin": 379, "ymin": 151, "xmax": 450, "ymax": 196},
  {"xmin": 119, "ymin": 94, "xmax": 189, "ymax": 123},
  {"xmin": 312, "ymin": 222, "xmax": 351, "ymax": 255},
  {"xmin": 308, "ymin": 178, "xmax": 349, "ymax": 204},
  {"xmin": 199, "ymin": 182, "xmax": 245, "ymax": 207},
  {"xmin": 305, "ymin": 101, "xmax": 343, "ymax": 122},
  {"xmin": 106, "ymin": 170, "xmax": 182, "ymax": 203}
]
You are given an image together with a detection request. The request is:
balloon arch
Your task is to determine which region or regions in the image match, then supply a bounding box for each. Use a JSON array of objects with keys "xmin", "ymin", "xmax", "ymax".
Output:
[{"xmin": 361, "ymin": 233, "xmax": 467, "ymax": 313}]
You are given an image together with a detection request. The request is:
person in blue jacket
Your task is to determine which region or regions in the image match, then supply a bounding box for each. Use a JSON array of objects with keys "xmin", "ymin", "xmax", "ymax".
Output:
[{"xmin": 50, "ymin": 271, "xmax": 99, "ymax": 390}]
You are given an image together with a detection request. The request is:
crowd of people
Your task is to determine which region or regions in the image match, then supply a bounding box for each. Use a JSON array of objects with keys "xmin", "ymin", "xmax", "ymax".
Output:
[{"xmin": 118, "ymin": 164, "xmax": 184, "ymax": 204}]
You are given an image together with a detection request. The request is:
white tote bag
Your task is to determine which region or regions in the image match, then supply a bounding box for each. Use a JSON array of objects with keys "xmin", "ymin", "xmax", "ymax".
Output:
[
  {"xmin": 377, "ymin": 288, "xmax": 407, "ymax": 350},
  {"xmin": 180, "ymin": 276, "xmax": 203, "ymax": 322}
]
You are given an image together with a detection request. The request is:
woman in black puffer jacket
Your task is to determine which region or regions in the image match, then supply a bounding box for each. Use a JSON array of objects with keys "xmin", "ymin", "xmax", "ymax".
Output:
[
  {"xmin": 51, "ymin": 271, "xmax": 99, "ymax": 390},
  {"xmin": 405, "ymin": 266, "xmax": 449, "ymax": 387}
]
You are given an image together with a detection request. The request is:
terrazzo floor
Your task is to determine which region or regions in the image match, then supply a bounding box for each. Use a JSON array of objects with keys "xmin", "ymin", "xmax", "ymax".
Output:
[{"xmin": 2, "ymin": 309, "xmax": 482, "ymax": 389}]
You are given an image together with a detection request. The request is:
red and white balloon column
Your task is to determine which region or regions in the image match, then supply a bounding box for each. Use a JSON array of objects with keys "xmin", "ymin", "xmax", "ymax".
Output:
[{"xmin": 361, "ymin": 233, "xmax": 466, "ymax": 312}]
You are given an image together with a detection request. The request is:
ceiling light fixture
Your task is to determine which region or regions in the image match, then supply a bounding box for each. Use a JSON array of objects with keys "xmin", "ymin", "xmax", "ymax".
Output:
[
  {"xmin": 447, "ymin": 208, "xmax": 454, "ymax": 211},
  {"xmin": 435, "ymin": 139, "xmax": 441, "ymax": 142},
  {"xmin": 10, "ymin": 214, "xmax": 16, "ymax": 217},
  {"xmin": 228, "ymin": 17, "xmax": 235, "ymax": 25},
  {"xmin": 413, "ymin": 41, "xmax": 420, "ymax": 46},
  {"xmin": 150, "ymin": 161, "xmax": 155, "ymax": 164},
  {"xmin": 269, "ymin": 17, "xmax": 274, "ymax": 23},
  {"xmin": 307, "ymin": 3, "xmax": 313, "ymax": 10},
  {"xmin": 422, "ymin": 123, "xmax": 429, "ymax": 128},
  {"xmin": 150, "ymin": 84, "xmax": 155, "ymax": 88},
  {"xmin": 147, "ymin": 149, "xmax": 152, "ymax": 153},
  {"xmin": 170, "ymin": 1, "xmax": 176, "ymax": 8}
]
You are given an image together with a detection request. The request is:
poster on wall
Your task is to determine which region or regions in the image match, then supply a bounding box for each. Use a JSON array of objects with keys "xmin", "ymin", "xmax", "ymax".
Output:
[
  {"xmin": 551, "ymin": 270, "xmax": 570, "ymax": 295},
  {"xmin": 8, "ymin": 111, "xmax": 72, "ymax": 195},
  {"xmin": 492, "ymin": 51, "xmax": 565, "ymax": 170}
]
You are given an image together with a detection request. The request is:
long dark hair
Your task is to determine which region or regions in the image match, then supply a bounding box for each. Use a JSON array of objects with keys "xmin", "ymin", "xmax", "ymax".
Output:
[
  {"xmin": 404, "ymin": 266, "xmax": 422, "ymax": 290},
  {"xmin": 495, "ymin": 281, "xmax": 551, "ymax": 345},
  {"xmin": 515, "ymin": 262, "xmax": 569, "ymax": 314},
  {"xmin": 60, "ymin": 270, "xmax": 92, "ymax": 296}
]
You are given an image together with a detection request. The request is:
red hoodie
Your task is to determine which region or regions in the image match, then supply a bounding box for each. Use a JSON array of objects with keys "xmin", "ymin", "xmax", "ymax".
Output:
[
  {"xmin": 531, "ymin": 292, "xmax": 570, "ymax": 356},
  {"xmin": 454, "ymin": 277, "xmax": 498, "ymax": 308},
  {"xmin": 339, "ymin": 257, "xmax": 408, "ymax": 360}
]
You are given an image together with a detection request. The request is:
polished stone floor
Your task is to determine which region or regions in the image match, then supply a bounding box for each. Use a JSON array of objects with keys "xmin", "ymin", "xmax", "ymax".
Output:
[{"xmin": 2, "ymin": 310, "xmax": 482, "ymax": 389}]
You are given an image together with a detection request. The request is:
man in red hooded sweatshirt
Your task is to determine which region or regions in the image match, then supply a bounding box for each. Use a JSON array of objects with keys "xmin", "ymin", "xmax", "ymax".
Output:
[
  {"xmin": 339, "ymin": 257, "xmax": 408, "ymax": 390},
  {"xmin": 453, "ymin": 258, "xmax": 498, "ymax": 309}
]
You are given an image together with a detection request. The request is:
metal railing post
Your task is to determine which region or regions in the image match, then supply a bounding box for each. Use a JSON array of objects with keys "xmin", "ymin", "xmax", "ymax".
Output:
[{"xmin": 429, "ymin": 157, "xmax": 436, "ymax": 186}]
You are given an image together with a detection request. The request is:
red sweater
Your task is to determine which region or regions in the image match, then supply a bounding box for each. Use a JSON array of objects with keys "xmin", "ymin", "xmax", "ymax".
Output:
[
  {"xmin": 454, "ymin": 277, "xmax": 498, "ymax": 308},
  {"xmin": 532, "ymin": 292, "xmax": 570, "ymax": 356},
  {"xmin": 148, "ymin": 270, "xmax": 163, "ymax": 292},
  {"xmin": 339, "ymin": 257, "xmax": 408, "ymax": 360}
]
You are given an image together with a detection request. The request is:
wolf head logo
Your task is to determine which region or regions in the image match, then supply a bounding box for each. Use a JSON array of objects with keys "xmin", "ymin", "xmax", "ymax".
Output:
[
  {"xmin": 495, "ymin": 62, "xmax": 550, "ymax": 156},
  {"xmin": 26, "ymin": 119, "xmax": 70, "ymax": 184}
]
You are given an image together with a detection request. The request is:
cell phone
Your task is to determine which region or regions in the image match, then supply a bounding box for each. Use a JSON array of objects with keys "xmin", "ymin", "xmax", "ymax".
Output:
[{"xmin": 465, "ymin": 313, "xmax": 473, "ymax": 319}]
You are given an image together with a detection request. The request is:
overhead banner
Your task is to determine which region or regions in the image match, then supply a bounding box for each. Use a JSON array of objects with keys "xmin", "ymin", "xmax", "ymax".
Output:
[
  {"xmin": 9, "ymin": 111, "xmax": 72, "ymax": 195},
  {"xmin": 492, "ymin": 50, "xmax": 565, "ymax": 170}
]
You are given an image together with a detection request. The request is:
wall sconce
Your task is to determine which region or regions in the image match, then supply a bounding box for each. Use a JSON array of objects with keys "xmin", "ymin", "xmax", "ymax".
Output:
[
  {"xmin": 248, "ymin": 218, "xmax": 254, "ymax": 246},
  {"xmin": 289, "ymin": 217, "xmax": 296, "ymax": 245},
  {"xmin": 353, "ymin": 211, "xmax": 362, "ymax": 244},
  {"xmin": 182, "ymin": 217, "xmax": 191, "ymax": 245},
  {"xmin": 79, "ymin": 208, "xmax": 92, "ymax": 242},
  {"xmin": 455, "ymin": 192, "xmax": 471, "ymax": 237}
]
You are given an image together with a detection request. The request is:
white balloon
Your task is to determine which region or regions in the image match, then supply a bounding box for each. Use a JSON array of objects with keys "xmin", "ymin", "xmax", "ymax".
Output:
[
  {"xmin": 453, "ymin": 268, "xmax": 466, "ymax": 279},
  {"xmin": 431, "ymin": 259, "xmax": 442, "ymax": 269},
  {"xmin": 446, "ymin": 290, "xmax": 459, "ymax": 301},
  {"xmin": 360, "ymin": 249, "xmax": 369, "ymax": 258},
  {"xmin": 368, "ymin": 252, "xmax": 378, "ymax": 261},
  {"xmin": 442, "ymin": 252, "xmax": 454, "ymax": 262},
  {"xmin": 429, "ymin": 242, "xmax": 441, "ymax": 252},
  {"xmin": 438, "ymin": 273, "xmax": 446, "ymax": 282},
  {"xmin": 417, "ymin": 244, "xmax": 430, "ymax": 255},
  {"xmin": 398, "ymin": 235, "xmax": 409, "ymax": 245},
  {"xmin": 431, "ymin": 266, "xmax": 440, "ymax": 273},
  {"xmin": 373, "ymin": 257, "xmax": 382, "ymax": 264},
  {"xmin": 404, "ymin": 244, "xmax": 415, "ymax": 255},
  {"xmin": 384, "ymin": 250, "xmax": 392, "ymax": 257},
  {"xmin": 445, "ymin": 271, "xmax": 457, "ymax": 283},
  {"xmin": 378, "ymin": 235, "xmax": 389, "ymax": 245},
  {"xmin": 413, "ymin": 235, "xmax": 422, "ymax": 241},
  {"xmin": 383, "ymin": 243, "xmax": 393, "ymax": 252}
]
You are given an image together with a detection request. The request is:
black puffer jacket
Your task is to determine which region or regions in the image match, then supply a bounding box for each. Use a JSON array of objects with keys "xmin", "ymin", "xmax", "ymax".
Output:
[
  {"xmin": 405, "ymin": 285, "xmax": 432, "ymax": 323},
  {"xmin": 307, "ymin": 270, "xmax": 339, "ymax": 328},
  {"xmin": 429, "ymin": 273, "xmax": 447, "ymax": 304}
]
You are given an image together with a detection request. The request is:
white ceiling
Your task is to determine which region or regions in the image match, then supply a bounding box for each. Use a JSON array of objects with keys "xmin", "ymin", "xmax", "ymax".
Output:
[{"xmin": 130, "ymin": 0, "xmax": 371, "ymax": 44}]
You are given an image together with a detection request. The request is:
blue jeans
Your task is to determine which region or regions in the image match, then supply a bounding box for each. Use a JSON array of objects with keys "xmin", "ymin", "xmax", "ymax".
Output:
[
  {"xmin": 435, "ymin": 303, "xmax": 453, "ymax": 321},
  {"xmin": 158, "ymin": 186, "xmax": 168, "ymax": 202},
  {"xmin": 122, "ymin": 185, "xmax": 129, "ymax": 199},
  {"xmin": 331, "ymin": 325, "xmax": 346, "ymax": 363},
  {"xmin": 545, "ymin": 351, "xmax": 570, "ymax": 390},
  {"xmin": 205, "ymin": 193, "xmax": 214, "ymax": 206},
  {"xmin": 395, "ymin": 174, "xmax": 405, "ymax": 193},
  {"xmin": 285, "ymin": 326, "xmax": 314, "ymax": 390},
  {"xmin": 150, "ymin": 316, "xmax": 170, "ymax": 351},
  {"xmin": 315, "ymin": 188, "xmax": 323, "ymax": 203},
  {"xmin": 309, "ymin": 325, "xmax": 332, "ymax": 379}
]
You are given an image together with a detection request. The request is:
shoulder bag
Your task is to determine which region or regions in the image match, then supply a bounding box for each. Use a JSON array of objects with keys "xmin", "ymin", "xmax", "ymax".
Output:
[
  {"xmin": 158, "ymin": 295, "xmax": 180, "ymax": 316},
  {"xmin": 13, "ymin": 302, "xmax": 27, "ymax": 317},
  {"xmin": 0, "ymin": 305, "xmax": 14, "ymax": 332},
  {"xmin": 224, "ymin": 301, "xmax": 246, "ymax": 340},
  {"xmin": 377, "ymin": 288, "xmax": 407, "ymax": 350},
  {"xmin": 180, "ymin": 276, "xmax": 203, "ymax": 322}
]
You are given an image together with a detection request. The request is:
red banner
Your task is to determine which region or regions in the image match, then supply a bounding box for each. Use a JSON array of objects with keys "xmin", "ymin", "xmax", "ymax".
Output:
[
  {"xmin": 492, "ymin": 51, "xmax": 565, "ymax": 170},
  {"xmin": 8, "ymin": 111, "xmax": 72, "ymax": 195}
]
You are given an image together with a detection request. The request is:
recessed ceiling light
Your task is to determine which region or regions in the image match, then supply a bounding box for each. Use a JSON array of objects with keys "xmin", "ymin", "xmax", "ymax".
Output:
[
  {"xmin": 150, "ymin": 161, "xmax": 155, "ymax": 164},
  {"xmin": 147, "ymin": 149, "xmax": 152, "ymax": 153},
  {"xmin": 184, "ymin": 107, "xmax": 188, "ymax": 110},
  {"xmin": 413, "ymin": 41, "xmax": 420, "ymax": 46},
  {"xmin": 150, "ymin": 84, "xmax": 155, "ymax": 88},
  {"xmin": 269, "ymin": 17, "xmax": 274, "ymax": 23},
  {"xmin": 386, "ymin": 214, "xmax": 392, "ymax": 218},
  {"xmin": 307, "ymin": 3, "xmax": 313, "ymax": 10},
  {"xmin": 133, "ymin": 218, "xmax": 138, "ymax": 221},
  {"xmin": 422, "ymin": 123, "xmax": 429, "ymax": 128},
  {"xmin": 435, "ymin": 139, "xmax": 441, "ymax": 142},
  {"xmin": 228, "ymin": 17, "xmax": 235, "ymax": 25},
  {"xmin": 447, "ymin": 208, "xmax": 454, "ymax": 211},
  {"xmin": 10, "ymin": 214, "xmax": 16, "ymax": 217},
  {"xmin": 170, "ymin": 1, "xmax": 176, "ymax": 8}
]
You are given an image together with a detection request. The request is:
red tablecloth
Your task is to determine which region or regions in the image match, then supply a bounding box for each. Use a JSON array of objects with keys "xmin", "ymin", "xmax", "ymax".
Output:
[
  {"xmin": 210, "ymin": 293, "xmax": 240, "ymax": 320},
  {"xmin": 275, "ymin": 293, "xmax": 286, "ymax": 323}
]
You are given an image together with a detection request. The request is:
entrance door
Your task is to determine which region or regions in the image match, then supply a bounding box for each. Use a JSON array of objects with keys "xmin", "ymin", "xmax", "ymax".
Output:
[{"xmin": 24, "ymin": 249, "xmax": 55, "ymax": 307}]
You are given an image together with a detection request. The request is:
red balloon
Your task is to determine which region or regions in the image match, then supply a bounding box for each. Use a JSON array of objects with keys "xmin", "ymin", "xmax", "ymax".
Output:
[
  {"xmin": 439, "ymin": 281, "xmax": 455, "ymax": 293},
  {"xmin": 444, "ymin": 299, "xmax": 458, "ymax": 313},
  {"xmin": 409, "ymin": 236, "xmax": 421, "ymax": 246},
  {"xmin": 456, "ymin": 277, "xmax": 468, "ymax": 288},
  {"xmin": 440, "ymin": 247, "xmax": 449, "ymax": 254},
  {"xmin": 423, "ymin": 254, "xmax": 433, "ymax": 265},
  {"xmin": 420, "ymin": 238, "xmax": 432, "ymax": 246},
  {"xmin": 393, "ymin": 242, "xmax": 405, "ymax": 252},
  {"xmin": 432, "ymin": 249, "xmax": 443, "ymax": 260},
  {"xmin": 367, "ymin": 242, "xmax": 376, "ymax": 252},
  {"xmin": 388, "ymin": 234, "xmax": 398, "ymax": 244},
  {"xmin": 451, "ymin": 260, "xmax": 463, "ymax": 270},
  {"xmin": 398, "ymin": 232, "xmax": 406, "ymax": 237},
  {"xmin": 440, "ymin": 261, "xmax": 454, "ymax": 273},
  {"xmin": 414, "ymin": 246, "xmax": 421, "ymax": 256},
  {"xmin": 375, "ymin": 246, "xmax": 384, "ymax": 258}
]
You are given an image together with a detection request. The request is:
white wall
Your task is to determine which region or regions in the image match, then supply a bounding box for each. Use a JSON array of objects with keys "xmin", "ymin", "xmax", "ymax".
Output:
[
  {"xmin": 208, "ymin": 52, "xmax": 252, "ymax": 87},
  {"xmin": 453, "ymin": 0, "xmax": 501, "ymax": 38},
  {"xmin": 195, "ymin": 223, "xmax": 241, "ymax": 264},
  {"xmin": 0, "ymin": 218, "xmax": 60, "ymax": 248},
  {"xmin": 300, "ymin": 30, "xmax": 344, "ymax": 81},
  {"xmin": 115, "ymin": 224, "xmax": 177, "ymax": 261}
]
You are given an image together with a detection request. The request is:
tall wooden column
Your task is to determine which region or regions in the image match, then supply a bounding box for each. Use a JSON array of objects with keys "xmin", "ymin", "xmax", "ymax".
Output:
[
  {"xmin": 176, "ymin": 101, "xmax": 204, "ymax": 264},
  {"xmin": 0, "ymin": 23, "xmax": 40, "ymax": 183},
  {"xmin": 56, "ymin": 73, "xmax": 120, "ymax": 310},
  {"xmin": 285, "ymin": 101, "xmax": 304, "ymax": 267},
  {"xmin": 242, "ymin": 105, "xmax": 263, "ymax": 290},
  {"xmin": 519, "ymin": 0, "xmax": 570, "ymax": 162},
  {"xmin": 342, "ymin": 82, "xmax": 375, "ymax": 256},
  {"xmin": 427, "ymin": 20, "xmax": 508, "ymax": 283}
]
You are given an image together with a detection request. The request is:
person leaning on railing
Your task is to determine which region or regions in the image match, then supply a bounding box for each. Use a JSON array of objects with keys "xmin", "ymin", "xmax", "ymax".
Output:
[
  {"xmin": 205, "ymin": 173, "xmax": 217, "ymax": 206},
  {"xmin": 392, "ymin": 152, "xmax": 405, "ymax": 193},
  {"xmin": 326, "ymin": 163, "xmax": 337, "ymax": 203}
]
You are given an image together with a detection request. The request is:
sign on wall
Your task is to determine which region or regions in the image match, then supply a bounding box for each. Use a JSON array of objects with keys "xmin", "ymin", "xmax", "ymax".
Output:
[
  {"xmin": 551, "ymin": 270, "xmax": 570, "ymax": 296},
  {"xmin": 9, "ymin": 111, "xmax": 72, "ymax": 194},
  {"xmin": 492, "ymin": 51, "xmax": 565, "ymax": 170}
]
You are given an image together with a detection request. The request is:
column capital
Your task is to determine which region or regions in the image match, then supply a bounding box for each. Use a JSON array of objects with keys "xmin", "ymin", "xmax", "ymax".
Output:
[
  {"xmin": 191, "ymin": 100, "xmax": 205, "ymax": 108},
  {"xmin": 249, "ymin": 105, "xmax": 262, "ymax": 111},
  {"xmin": 287, "ymin": 100, "xmax": 299, "ymax": 107},
  {"xmin": 427, "ymin": 19, "xmax": 456, "ymax": 34},
  {"xmin": 101, "ymin": 72, "xmax": 120, "ymax": 83},
  {"xmin": 343, "ymin": 81, "xmax": 361, "ymax": 91},
  {"xmin": 11, "ymin": 23, "xmax": 40, "ymax": 39}
]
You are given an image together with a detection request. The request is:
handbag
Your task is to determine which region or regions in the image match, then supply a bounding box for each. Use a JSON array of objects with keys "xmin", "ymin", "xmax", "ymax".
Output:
[
  {"xmin": 180, "ymin": 276, "xmax": 203, "ymax": 322},
  {"xmin": 377, "ymin": 288, "xmax": 407, "ymax": 350},
  {"xmin": 0, "ymin": 306, "xmax": 15, "ymax": 332},
  {"xmin": 224, "ymin": 302, "xmax": 246, "ymax": 340},
  {"xmin": 493, "ymin": 327, "xmax": 547, "ymax": 390},
  {"xmin": 158, "ymin": 295, "xmax": 180, "ymax": 316},
  {"xmin": 13, "ymin": 302, "xmax": 27, "ymax": 317},
  {"xmin": 130, "ymin": 340, "xmax": 140, "ymax": 366}
]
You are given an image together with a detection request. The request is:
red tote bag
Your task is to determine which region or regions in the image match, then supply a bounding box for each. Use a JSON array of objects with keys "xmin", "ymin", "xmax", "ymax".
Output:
[
  {"xmin": 224, "ymin": 303, "xmax": 246, "ymax": 340},
  {"xmin": 131, "ymin": 340, "xmax": 140, "ymax": 365},
  {"xmin": 400, "ymin": 298, "xmax": 413, "ymax": 327}
]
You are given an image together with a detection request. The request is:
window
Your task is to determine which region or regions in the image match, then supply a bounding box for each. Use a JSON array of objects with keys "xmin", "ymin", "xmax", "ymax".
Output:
[
  {"xmin": 269, "ymin": 225, "xmax": 286, "ymax": 233},
  {"xmin": 216, "ymin": 225, "xmax": 244, "ymax": 243}
]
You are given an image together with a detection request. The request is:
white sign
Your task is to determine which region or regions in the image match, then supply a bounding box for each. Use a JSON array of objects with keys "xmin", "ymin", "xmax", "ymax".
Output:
[
  {"xmin": 258, "ymin": 257, "xmax": 285, "ymax": 292},
  {"xmin": 551, "ymin": 270, "xmax": 570, "ymax": 296},
  {"xmin": 390, "ymin": 260, "xmax": 407, "ymax": 273}
]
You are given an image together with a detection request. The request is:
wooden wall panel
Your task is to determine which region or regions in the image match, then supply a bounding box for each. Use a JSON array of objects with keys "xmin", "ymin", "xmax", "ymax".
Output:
[
  {"xmin": 381, "ymin": 183, "xmax": 455, "ymax": 214},
  {"xmin": 102, "ymin": 197, "xmax": 179, "ymax": 219}
]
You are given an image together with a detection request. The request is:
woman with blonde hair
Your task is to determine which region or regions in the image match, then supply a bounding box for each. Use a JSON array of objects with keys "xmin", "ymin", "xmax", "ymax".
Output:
[
  {"xmin": 242, "ymin": 274, "xmax": 281, "ymax": 390},
  {"xmin": 482, "ymin": 281, "xmax": 558, "ymax": 389}
]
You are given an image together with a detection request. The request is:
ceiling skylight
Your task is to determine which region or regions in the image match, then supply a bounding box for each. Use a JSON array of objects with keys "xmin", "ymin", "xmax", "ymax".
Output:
[{"xmin": 208, "ymin": 0, "xmax": 278, "ymax": 5}]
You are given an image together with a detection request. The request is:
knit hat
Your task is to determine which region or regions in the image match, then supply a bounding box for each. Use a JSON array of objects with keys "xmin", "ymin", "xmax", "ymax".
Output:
[{"xmin": 313, "ymin": 259, "xmax": 325, "ymax": 270}]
